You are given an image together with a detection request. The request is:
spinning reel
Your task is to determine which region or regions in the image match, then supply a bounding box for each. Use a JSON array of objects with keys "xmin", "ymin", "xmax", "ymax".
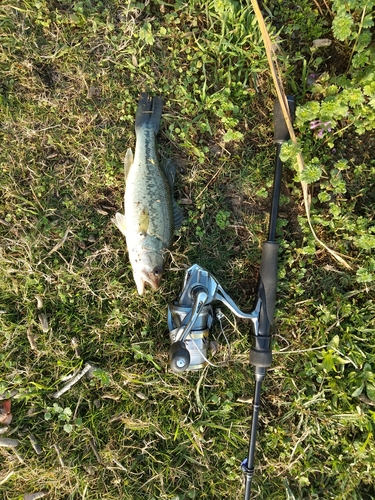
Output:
[{"xmin": 168, "ymin": 264, "xmax": 259, "ymax": 372}]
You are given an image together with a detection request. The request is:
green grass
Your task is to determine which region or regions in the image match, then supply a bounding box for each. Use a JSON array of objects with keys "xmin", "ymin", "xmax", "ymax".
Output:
[{"xmin": 0, "ymin": 1, "xmax": 375, "ymax": 499}]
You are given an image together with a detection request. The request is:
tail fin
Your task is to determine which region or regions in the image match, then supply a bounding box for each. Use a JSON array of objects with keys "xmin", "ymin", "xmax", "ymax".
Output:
[{"xmin": 135, "ymin": 93, "xmax": 163, "ymax": 134}]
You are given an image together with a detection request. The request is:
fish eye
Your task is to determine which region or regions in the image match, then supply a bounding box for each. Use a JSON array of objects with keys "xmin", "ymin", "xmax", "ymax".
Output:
[{"xmin": 153, "ymin": 267, "xmax": 163, "ymax": 277}]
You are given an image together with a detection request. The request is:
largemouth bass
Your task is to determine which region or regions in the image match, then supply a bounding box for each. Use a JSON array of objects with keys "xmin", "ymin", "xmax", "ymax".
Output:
[{"xmin": 114, "ymin": 93, "xmax": 182, "ymax": 294}]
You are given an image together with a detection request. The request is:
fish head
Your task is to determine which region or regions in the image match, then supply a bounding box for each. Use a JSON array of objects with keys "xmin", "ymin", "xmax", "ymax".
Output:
[
  {"xmin": 128, "ymin": 235, "xmax": 166, "ymax": 295},
  {"xmin": 134, "ymin": 251, "xmax": 164, "ymax": 294}
]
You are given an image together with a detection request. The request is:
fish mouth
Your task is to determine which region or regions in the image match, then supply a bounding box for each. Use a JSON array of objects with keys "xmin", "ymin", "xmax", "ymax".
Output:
[{"xmin": 135, "ymin": 267, "xmax": 163, "ymax": 295}]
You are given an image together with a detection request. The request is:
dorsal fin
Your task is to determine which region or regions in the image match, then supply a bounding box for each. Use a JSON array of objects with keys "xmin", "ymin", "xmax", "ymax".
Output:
[{"xmin": 124, "ymin": 148, "xmax": 133, "ymax": 183}]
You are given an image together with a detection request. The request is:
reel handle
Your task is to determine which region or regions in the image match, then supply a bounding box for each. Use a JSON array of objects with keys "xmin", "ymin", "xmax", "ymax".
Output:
[
  {"xmin": 169, "ymin": 288, "xmax": 208, "ymax": 372},
  {"xmin": 249, "ymin": 241, "xmax": 279, "ymax": 368},
  {"xmin": 169, "ymin": 341, "xmax": 190, "ymax": 372}
]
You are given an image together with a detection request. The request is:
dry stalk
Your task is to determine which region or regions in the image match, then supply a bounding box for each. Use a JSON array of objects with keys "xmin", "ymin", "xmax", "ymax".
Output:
[
  {"xmin": 50, "ymin": 363, "xmax": 94, "ymax": 399},
  {"xmin": 250, "ymin": 0, "xmax": 351, "ymax": 270}
]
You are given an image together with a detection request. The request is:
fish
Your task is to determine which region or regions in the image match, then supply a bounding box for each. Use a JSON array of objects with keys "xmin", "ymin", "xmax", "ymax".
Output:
[{"xmin": 113, "ymin": 93, "xmax": 182, "ymax": 295}]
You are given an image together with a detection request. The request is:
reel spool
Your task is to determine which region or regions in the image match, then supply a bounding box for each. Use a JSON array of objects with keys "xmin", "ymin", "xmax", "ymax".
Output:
[{"xmin": 167, "ymin": 264, "xmax": 259, "ymax": 372}]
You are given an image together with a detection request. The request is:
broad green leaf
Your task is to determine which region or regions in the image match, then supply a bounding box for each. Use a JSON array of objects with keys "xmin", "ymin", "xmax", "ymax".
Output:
[
  {"xmin": 335, "ymin": 160, "xmax": 349, "ymax": 171},
  {"xmin": 356, "ymin": 235, "xmax": 375, "ymax": 250},
  {"xmin": 332, "ymin": 13, "xmax": 354, "ymax": 41},
  {"xmin": 328, "ymin": 335, "xmax": 340, "ymax": 349},
  {"xmin": 295, "ymin": 101, "xmax": 320, "ymax": 124},
  {"xmin": 139, "ymin": 23, "xmax": 155, "ymax": 45},
  {"xmin": 322, "ymin": 351, "xmax": 336, "ymax": 373},
  {"xmin": 300, "ymin": 161, "xmax": 322, "ymax": 184},
  {"xmin": 280, "ymin": 141, "xmax": 300, "ymax": 162},
  {"xmin": 223, "ymin": 129, "xmax": 243, "ymax": 142},
  {"xmin": 356, "ymin": 267, "xmax": 374, "ymax": 283},
  {"xmin": 63, "ymin": 407, "xmax": 72, "ymax": 417},
  {"xmin": 318, "ymin": 191, "xmax": 331, "ymax": 203},
  {"xmin": 352, "ymin": 384, "xmax": 364, "ymax": 398},
  {"xmin": 320, "ymin": 100, "xmax": 349, "ymax": 120},
  {"xmin": 366, "ymin": 384, "xmax": 375, "ymax": 401},
  {"xmin": 63, "ymin": 423, "xmax": 73, "ymax": 433}
]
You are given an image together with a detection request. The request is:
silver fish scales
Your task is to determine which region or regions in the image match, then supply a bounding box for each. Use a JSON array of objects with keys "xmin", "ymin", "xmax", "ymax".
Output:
[{"xmin": 114, "ymin": 93, "xmax": 181, "ymax": 294}]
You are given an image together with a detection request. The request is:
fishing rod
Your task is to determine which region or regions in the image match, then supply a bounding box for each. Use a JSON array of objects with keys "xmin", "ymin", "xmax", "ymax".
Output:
[
  {"xmin": 167, "ymin": 96, "xmax": 296, "ymax": 497},
  {"xmin": 241, "ymin": 95, "xmax": 296, "ymax": 499}
]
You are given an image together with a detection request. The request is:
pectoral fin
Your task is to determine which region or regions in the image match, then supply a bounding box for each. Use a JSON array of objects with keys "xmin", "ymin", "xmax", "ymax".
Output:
[
  {"xmin": 113, "ymin": 212, "xmax": 127, "ymax": 236},
  {"xmin": 139, "ymin": 207, "xmax": 150, "ymax": 233}
]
